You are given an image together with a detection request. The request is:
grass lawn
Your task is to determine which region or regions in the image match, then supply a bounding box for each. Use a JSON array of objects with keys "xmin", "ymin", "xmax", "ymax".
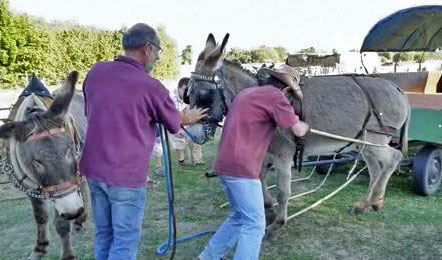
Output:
[{"xmin": 0, "ymin": 137, "xmax": 441, "ymax": 260}]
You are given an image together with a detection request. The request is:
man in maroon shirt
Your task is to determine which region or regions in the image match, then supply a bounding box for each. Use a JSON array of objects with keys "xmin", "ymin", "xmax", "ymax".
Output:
[
  {"xmin": 80, "ymin": 23, "xmax": 206, "ymax": 260},
  {"xmin": 199, "ymin": 86, "xmax": 309, "ymax": 260}
]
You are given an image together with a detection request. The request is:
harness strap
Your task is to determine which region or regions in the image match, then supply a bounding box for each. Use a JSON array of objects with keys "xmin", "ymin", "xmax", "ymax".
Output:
[
  {"xmin": 282, "ymin": 88, "xmax": 306, "ymax": 171},
  {"xmin": 335, "ymin": 111, "xmax": 371, "ymax": 154},
  {"xmin": 42, "ymin": 173, "xmax": 81, "ymax": 193},
  {"xmin": 26, "ymin": 127, "xmax": 66, "ymax": 141},
  {"xmin": 333, "ymin": 76, "xmax": 386, "ymax": 154},
  {"xmin": 351, "ymin": 76, "xmax": 388, "ymax": 134}
]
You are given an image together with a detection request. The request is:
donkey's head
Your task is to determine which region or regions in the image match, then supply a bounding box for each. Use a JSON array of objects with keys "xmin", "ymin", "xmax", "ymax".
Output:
[
  {"xmin": 0, "ymin": 71, "xmax": 84, "ymax": 220},
  {"xmin": 184, "ymin": 33, "xmax": 230, "ymax": 144}
]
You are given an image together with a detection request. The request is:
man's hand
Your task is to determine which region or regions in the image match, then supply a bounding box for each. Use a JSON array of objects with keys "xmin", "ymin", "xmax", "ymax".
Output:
[
  {"xmin": 291, "ymin": 121, "xmax": 310, "ymax": 137},
  {"xmin": 181, "ymin": 107, "xmax": 209, "ymax": 125}
]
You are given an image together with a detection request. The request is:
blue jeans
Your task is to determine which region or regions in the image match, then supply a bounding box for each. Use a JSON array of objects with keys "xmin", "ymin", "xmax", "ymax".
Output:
[
  {"xmin": 199, "ymin": 175, "xmax": 266, "ymax": 260},
  {"xmin": 88, "ymin": 179, "xmax": 147, "ymax": 260}
]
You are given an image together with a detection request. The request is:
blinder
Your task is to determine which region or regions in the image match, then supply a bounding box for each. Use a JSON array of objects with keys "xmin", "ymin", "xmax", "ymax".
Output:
[
  {"xmin": 183, "ymin": 81, "xmax": 217, "ymax": 112},
  {"xmin": 183, "ymin": 85, "xmax": 190, "ymax": 104},
  {"xmin": 184, "ymin": 69, "xmax": 229, "ymax": 143},
  {"xmin": 188, "ymin": 70, "xmax": 228, "ymax": 122}
]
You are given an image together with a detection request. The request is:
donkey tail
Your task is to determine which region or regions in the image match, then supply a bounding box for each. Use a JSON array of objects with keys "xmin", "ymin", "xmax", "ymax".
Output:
[{"xmin": 400, "ymin": 104, "xmax": 410, "ymax": 156}]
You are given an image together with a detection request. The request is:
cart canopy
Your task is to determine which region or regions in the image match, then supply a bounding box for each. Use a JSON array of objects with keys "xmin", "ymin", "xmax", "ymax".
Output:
[{"xmin": 361, "ymin": 5, "xmax": 442, "ymax": 52}]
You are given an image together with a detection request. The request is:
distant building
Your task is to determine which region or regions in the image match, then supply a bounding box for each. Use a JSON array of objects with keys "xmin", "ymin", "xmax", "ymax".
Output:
[
  {"xmin": 285, "ymin": 51, "xmax": 384, "ymax": 76},
  {"xmin": 286, "ymin": 53, "xmax": 340, "ymax": 68}
]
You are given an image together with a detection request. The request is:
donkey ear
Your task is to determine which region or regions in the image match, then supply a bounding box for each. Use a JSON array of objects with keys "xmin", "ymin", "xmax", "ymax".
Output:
[
  {"xmin": 0, "ymin": 121, "xmax": 22, "ymax": 139},
  {"xmin": 47, "ymin": 71, "xmax": 78, "ymax": 119},
  {"xmin": 205, "ymin": 33, "xmax": 230, "ymax": 69},
  {"xmin": 219, "ymin": 33, "xmax": 230, "ymax": 53},
  {"xmin": 202, "ymin": 33, "xmax": 217, "ymax": 54}
]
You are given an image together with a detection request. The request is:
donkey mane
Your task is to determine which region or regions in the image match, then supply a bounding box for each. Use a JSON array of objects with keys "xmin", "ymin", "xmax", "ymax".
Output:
[
  {"xmin": 221, "ymin": 59, "xmax": 258, "ymax": 96},
  {"xmin": 223, "ymin": 59, "xmax": 257, "ymax": 79}
]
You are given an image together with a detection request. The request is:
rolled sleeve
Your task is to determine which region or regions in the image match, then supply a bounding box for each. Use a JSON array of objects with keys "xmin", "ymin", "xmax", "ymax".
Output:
[
  {"xmin": 152, "ymin": 90, "xmax": 182, "ymax": 134},
  {"xmin": 272, "ymin": 93, "xmax": 299, "ymax": 129}
]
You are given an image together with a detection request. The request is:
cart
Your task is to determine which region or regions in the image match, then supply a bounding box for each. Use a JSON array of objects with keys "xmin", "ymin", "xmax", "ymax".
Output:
[{"xmin": 308, "ymin": 5, "xmax": 442, "ymax": 195}]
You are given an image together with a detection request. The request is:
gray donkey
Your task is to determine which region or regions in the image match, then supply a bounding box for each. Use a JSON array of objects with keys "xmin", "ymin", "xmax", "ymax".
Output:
[
  {"xmin": 185, "ymin": 34, "xmax": 409, "ymax": 238},
  {"xmin": 0, "ymin": 71, "xmax": 88, "ymax": 260}
]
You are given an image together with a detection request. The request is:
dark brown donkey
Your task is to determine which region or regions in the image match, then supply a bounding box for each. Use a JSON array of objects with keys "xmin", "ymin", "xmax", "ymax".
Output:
[{"xmin": 0, "ymin": 71, "xmax": 88, "ymax": 260}]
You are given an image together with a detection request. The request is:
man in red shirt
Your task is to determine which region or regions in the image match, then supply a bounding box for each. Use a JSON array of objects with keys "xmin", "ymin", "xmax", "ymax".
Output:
[
  {"xmin": 81, "ymin": 23, "xmax": 206, "ymax": 260},
  {"xmin": 199, "ymin": 83, "xmax": 309, "ymax": 260}
]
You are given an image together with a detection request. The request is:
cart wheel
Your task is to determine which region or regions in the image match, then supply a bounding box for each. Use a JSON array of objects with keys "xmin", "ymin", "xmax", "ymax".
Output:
[
  {"xmin": 312, "ymin": 155, "xmax": 336, "ymax": 175},
  {"xmin": 316, "ymin": 164, "xmax": 335, "ymax": 175},
  {"xmin": 412, "ymin": 146, "xmax": 442, "ymax": 196}
]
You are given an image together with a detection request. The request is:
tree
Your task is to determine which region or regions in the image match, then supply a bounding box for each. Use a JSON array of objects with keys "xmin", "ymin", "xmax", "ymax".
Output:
[
  {"xmin": 226, "ymin": 48, "xmax": 252, "ymax": 64},
  {"xmin": 378, "ymin": 52, "xmax": 392, "ymax": 62},
  {"xmin": 180, "ymin": 45, "xmax": 192, "ymax": 65},
  {"xmin": 152, "ymin": 25, "xmax": 179, "ymax": 79},
  {"xmin": 412, "ymin": 52, "xmax": 426, "ymax": 71},
  {"xmin": 274, "ymin": 47, "xmax": 288, "ymax": 61},
  {"xmin": 0, "ymin": 3, "xmax": 180, "ymax": 88},
  {"xmin": 392, "ymin": 52, "xmax": 411, "ymax": 73},
  {"xmin": 299, "ymin": 47, "xmax": 316, "ymax": 54},
  {"xmin": 0, "ymin": 0, "xmax": 20, "ymax": 86},
  {"xmin": 250, "ymin": 46, "xmax": 282, "ymax": 63}
]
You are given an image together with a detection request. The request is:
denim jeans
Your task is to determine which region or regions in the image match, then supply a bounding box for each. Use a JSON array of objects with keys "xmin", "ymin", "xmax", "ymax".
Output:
[
  {"xmin": 88, "ymin": 179, "xmax": 147, "ymax": 260},
  {"xmin": 199, "ymin": 175, "xmax": 266, "ymax": 260}
]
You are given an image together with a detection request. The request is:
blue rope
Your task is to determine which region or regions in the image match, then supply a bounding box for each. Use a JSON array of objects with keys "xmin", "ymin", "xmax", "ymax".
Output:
[{"xmin": 155, "ymin": 124, "xmax": 215, "ymax": 257}]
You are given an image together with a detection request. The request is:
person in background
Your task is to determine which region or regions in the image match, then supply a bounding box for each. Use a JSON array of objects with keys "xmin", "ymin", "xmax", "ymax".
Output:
[
  {"xmin": 80, "ymin": 23, "xmax": 207, "ymax": 260},
  {"xmin": 175, "ymin": 77, "xmax": 204, "ymax": 165}
]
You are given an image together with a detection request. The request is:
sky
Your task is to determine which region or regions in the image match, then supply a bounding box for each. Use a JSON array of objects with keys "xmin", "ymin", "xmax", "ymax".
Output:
[{"xmin": 8, "ymin": 0, "xmax": 441, "ymax": 56}]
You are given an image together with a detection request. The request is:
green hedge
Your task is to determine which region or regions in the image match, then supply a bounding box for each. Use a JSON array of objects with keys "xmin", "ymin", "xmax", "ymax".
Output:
[{"xmin": 0, "ymin": 0, "xmax": 178, "ymax": 89}]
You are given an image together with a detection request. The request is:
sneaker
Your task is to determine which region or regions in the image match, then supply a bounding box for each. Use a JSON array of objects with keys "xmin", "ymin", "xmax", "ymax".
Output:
[{"xmin": 178, "ymin": 160, "xmax": 194, "ymax": 166}]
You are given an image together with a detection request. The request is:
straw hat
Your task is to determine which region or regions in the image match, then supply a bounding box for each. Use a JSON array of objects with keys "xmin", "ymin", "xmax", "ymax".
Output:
[{"xmin": 262, "ymin": 64, "xmax": 303, "ymax": 99}]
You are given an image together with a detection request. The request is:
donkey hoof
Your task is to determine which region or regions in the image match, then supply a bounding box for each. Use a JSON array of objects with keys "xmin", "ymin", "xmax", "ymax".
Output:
[
  {"xmin": 264, "ymin": 229, "xmax": 280, "ymax": 241},
  {"xmin": 72, "ymin": 222, "xmax": 84, "ymax": 232},
  {"xmin": 62, "ymin": 255, "xmax": 76, "ymax": 260},
  {"xmin": 351, "ymin": 206, "xmax": 365, "ymax": 215},
  {"xmin": 264, "ymin": 227, "xmax": 283, "ymax": 241},
  {"xmin": 264, "ymin": 221, "xmax": 284, "ymax": 240},
  {"xmin": 352, "ymin": 201, "xmax": 369, "ymax": 215},
  {"xmin": 372, "ymin": 201, "xmax": 384, "ymax": 212}
]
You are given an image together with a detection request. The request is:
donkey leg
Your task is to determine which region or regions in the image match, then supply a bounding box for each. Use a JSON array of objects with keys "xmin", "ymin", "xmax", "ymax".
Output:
[
  {"xmin": 53, "ymin": 209, "xmax": 76, "ymax": 260},
  {"xmin": 73, "ymin": 180, "xmax": 89, "ymax": 231},
  {"xmin": 27, "ymin": 198, "xmax": 50, "ymax": 260},
  {"xmin": 367, "ymin": 146, "xmax": 402, "ymax": 211},
  {"xmin": 353, "ymin": 146, "xmax": 402, "ymax": 214},
  {"xmin": 265, "ymin": 154, "xmax": 292, "ymax": 239},
  {"xmin": 261, "ymin": 154, "xmax": 276, "ymax": 225}
]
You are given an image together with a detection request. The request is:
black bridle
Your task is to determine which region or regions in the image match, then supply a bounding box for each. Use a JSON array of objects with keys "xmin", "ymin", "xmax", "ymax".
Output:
[
  {"xmin": 188, "ymin": 69, "xmax": 229, "ymax": 118},
  {"xmin": 183, "ymin": 69, "xmax": 229, "ymax": 143}
]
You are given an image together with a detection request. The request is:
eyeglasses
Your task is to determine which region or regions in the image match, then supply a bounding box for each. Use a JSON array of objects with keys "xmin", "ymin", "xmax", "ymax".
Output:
[{"xmin": 146, "ymin": 41, "xmax": 163, "ymax": 54}]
